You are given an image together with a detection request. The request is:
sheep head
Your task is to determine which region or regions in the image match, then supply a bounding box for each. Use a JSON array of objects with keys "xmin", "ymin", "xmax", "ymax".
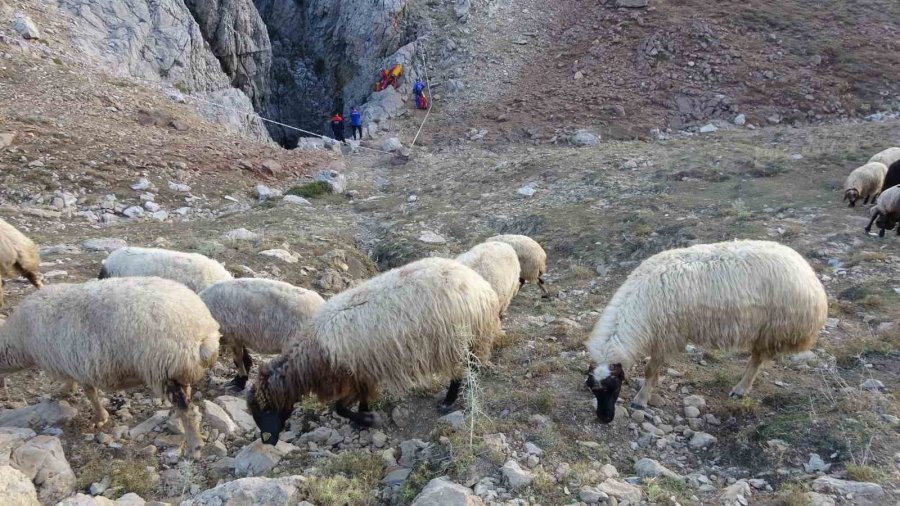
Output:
[
  {"xmin": 844, "ymin": 189, "xmax": 859, "ymax": 206},
  {"xmin": 586, "ymin": 362, "xmax": 624, "ymax": 424},
  {"xmin": 247, "ymin": 366, "xmax": 293, "ymax": 445}
]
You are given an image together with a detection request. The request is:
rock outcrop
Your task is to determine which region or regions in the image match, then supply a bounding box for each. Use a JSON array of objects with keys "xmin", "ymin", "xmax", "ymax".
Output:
[
  {"xmin": 254, "ymin": 0, "xmax": 427, "ymax": 145},
  {"xmin": 55, "ymin": 0, "xmax": 269, "ymax": 140},
  {"xmin": 183, "ymin": 0, "xmax": 273, "ymax": 108}
]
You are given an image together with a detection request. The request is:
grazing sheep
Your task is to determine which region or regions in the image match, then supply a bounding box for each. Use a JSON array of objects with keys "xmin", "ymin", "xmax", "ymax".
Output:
[
  {"xmin": 881, "ymin": 159, "xmax": 900, "ymax": 193},
  {"xmin": 865, "ymin": 185, "xmax": 900, "ymax": 237},
  {"xmin": 99, "ymin": 246, "xmax": 232, "ymax": 292},
  {"xmin": 585, "ymin": 240, "xmax": 827, "ymax": 423},
  {"xmin": 199, "ymin": 278, "xmax": 325, "ymax": 390},
  {"xmin": 0, "ymin": 218, "xmax": 42, "ymax": 307},
  {"xmin": 486, "ymin": 234, "xmax": 548, "ymax": 297},
  {"xmin": 843, "ymin": 162, "xmax": 887, "ymax": 207},
  {"xmin": 868, "ymin": 147, "xmax": 900, "ymax": 168},
  {"xmin": 0, "ymin": 277, "xmax": 220, "ymax": 457},
  {"xmin": 456, "ymin": 241, "xmax": 521, "ymax": 316},
  {"xmin": 248, "ymin": 257, "xmax": 501, "ymax": 444}
]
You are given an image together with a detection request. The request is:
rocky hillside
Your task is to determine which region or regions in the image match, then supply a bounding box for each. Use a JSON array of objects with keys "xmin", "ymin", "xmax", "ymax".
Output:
[{"xmin": 1, "ymin": 1, "xmax": 900, "ymax": 506}]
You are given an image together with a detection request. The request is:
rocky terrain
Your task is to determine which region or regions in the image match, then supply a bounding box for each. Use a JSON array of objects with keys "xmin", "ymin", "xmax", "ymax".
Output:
[{"xmin": 2, "ymin": 1, "xmax": 900, "ymax": 506}]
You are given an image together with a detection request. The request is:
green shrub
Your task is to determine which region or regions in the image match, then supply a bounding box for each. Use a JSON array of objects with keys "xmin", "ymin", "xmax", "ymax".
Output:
[{"xmin": 286, "ymin": 181, "xmax": 333, "ymax": 198}]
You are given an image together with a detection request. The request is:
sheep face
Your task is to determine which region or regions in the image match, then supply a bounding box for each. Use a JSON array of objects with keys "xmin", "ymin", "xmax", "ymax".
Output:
[
  {"xmin": 844, "ymin": 189, "xmax": 860, "ymax": 207},
  {"xmin": 586, "ymin": 362, "xmax": 624, "ymax": 423},
  {"xmin": 247, "ymin": 386, "xmax": 291, "ymax": 445},
  {"xmin": 875, "ymin": 214, "xmax": 898, "ymax": 233}
]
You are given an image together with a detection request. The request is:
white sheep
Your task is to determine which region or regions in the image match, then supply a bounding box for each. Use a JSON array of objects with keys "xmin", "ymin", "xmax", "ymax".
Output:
[
  {"xmin": 99, "ymin": 246, "xmax": 232, "ymax": 292},
  {"xmin": 486, "ymin": 234, "xmax": 548, "ymax": 297},
  {"xmin": 199, "ymin": 278, "xmax": 325, "ymax": 390},
  {"xmin": 585, "ymin": 240, "xmax": 827, "ymax": 423},
  {"xmin": 0, "ymin": 218, "xmax": 42, "ymax": 307},
  {"xmin": 0, "ymin": 277, "xmax": 220, "ymax": 457},
  {"xmin": 455, "ymin": 241, "xmax": 521, "ymax": 316},
  {"xmin": 248, "ymin": 257, "xmax": 501, "ymax": 444},
  {"xmin": 868, "ymin": 147, "xmax": 900, "ymax": 168},
  {"xmin": 843, "ymin": 162, "xmax": 887, "ymax": 207},
  {"xmin": 865, "ymin": 185, "xmax": 900, "ymax": 237}
]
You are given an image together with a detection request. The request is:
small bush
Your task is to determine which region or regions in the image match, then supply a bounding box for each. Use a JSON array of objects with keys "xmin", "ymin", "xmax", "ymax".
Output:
[
  {"xmin": 776, "ymin": 482, "xmax": 811, "ymax": 506},
  {"xmin": 286, "ymin": 181, "xmax": 333, "ymax": 198},
  {"xmin": 846, "ymin": 463, "xmax": 884, "ymax": 482},
  {"xmin": 76, "ymin": 458, "xmax": 158, "ymax": 498}
]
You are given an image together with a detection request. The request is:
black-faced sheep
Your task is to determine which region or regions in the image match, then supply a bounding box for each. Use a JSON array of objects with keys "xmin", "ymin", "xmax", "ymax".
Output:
[
  {"xmin": 0, "ymin": 277, "xmax": 220, "ymax": 457},
  {"xmin": 843, "ymin": 162, "xmax": 887, "ymax": 207},
  {"xmin": 585, "ymin": 240, "xmax": 827, "ymax": 423},
  {"xmin": 881, "ymin": 159, "xmax": 900, "ymax": 193},
  {"xmin": 199, "ymin": 278, "xmax": 325, "ymax": 390},
  {"xmin": 0, "ymin": 218, "xmax": 42, "ymax": 307},
  {"xmin": 485, "ymin": 234, "xmax": 548, "ymax": 297},
  {"xmin": 865, "ymin": 185, "xmax": 900, "ymax": 237},
  {"xmin": 247, "ymin": 257, "xmax": 502, "ymax": 444},
  {"xmin": 455, "ymin": 241, "xmax": 521, "ymax": 317},
  {"xmin": 99, "ymin": 246, "xmax": 232, "ymax": 292}
]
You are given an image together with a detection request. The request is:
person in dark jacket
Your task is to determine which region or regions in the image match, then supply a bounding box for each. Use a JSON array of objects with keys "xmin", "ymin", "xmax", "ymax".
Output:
[
  {"xmin": 330, "ymin": 112, "xmax": 345, "ymax": 142},
  {"xmin": 349, "ymin": 106, "xmax": 362, "ymax": 140}
]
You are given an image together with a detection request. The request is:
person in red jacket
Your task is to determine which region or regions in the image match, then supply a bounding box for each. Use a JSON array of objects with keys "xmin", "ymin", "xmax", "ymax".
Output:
[{"xmin": 330, "ymin": 112, "xmax": 345, "ymax": 142}]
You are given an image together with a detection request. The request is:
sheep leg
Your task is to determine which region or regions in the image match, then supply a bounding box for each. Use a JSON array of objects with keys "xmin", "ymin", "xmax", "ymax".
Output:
[
  {"xmin": 355, "ymin": 385, "xmax": 380, "ymax": 427},
  {"xmin": 865, "ymin": 211, "xmax": 880, "ymax": 233},
  {"xmin": 439, "ymin": 378, "xmax": 463, "ymax": 412},
  {"xmin": 84, "ymin": 385, "xmax": 109, "ymax": 428},
  {"xmin": 538, "ymin": 277, "xmax": 550, "ymax": 298},
  {"xmin": 630, "ymin": 355, "xmax": 664, "ymax": 409},
  {"xmin": 335, "ymin": 399, "xmax": 375, "ymax": 427},
  {"xmin": 730, "ymin": 350, "xmax": 766, "ymax": 398},
  {"xmin": 226, "ymin": 344, "xmax": 250, "ymax": 391},
  {"xmin": 879, "ymin": 227, "xmax": 886, "ymax": 238},
  {"xmin": 168, "ymin": 381, "xmax": 203, "ymax": 459},
  {"xmin": 0, "ymin": 278, "xmax": 4, "ymax": 307},
  {"xmin": 21, "ymin": 269, "xmax": 42, "ymax": 289}
]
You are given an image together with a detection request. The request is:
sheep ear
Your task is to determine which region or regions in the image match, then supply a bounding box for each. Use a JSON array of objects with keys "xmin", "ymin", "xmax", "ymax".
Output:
[{"xmin": 586, "ymin": 361, "xmax": 598, "ymax": 376}]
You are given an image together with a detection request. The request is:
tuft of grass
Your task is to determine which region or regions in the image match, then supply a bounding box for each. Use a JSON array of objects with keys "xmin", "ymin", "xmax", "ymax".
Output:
[
  {"xmin": 530, "ymin": 390, "xmax": 556, "ymax": 413},
  {"xmin": 726, "ymin": 396, "xmax": 761, "ymax": 416},
  {"xmin": 322, "ymin": 450, "xmax": 384, "ymax": 484},
  {"xmin": 646, "ymin": 476, "xmax": 692, "ymax": 504},
  {"xmin": 846, "ymin": 463, "xmax": 885, "ymax": 482},
  {"xmin": 304, "ymin": 476, "xmax": 370, "ymax": 505},
  {"xmin": 304, "ymin": 451, "xmax": 384, "ymax": 505},
  {"xmin": 839, "ymin": 282, "xmax": 900, "ymax": 309},
  {"xmin": 75, "ymin": 458, "xmax": 158, "ymax": 498},
  {"xmin": 397, "ymin": 463, "xmax": 436, "ymax": 505},
  {"xmin": 776, "ymin": 482, "xmax": 811, "ymax": 506},
  {"xmin": 286, "ymin": 181, "xmax": 333, "ymax": 199},
  {"xmin": 843, "ymin": 251, "xmax": 888, "ymax": 268}
]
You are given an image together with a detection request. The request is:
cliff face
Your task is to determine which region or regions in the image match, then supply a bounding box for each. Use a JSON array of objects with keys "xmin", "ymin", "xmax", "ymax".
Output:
[
  {"xmin": 56, "ymin": 0, "xmax": 270, "ymax": 140},
  {"xmin": 183, "ymin": 0, "xmax": 272, "ymax": 110},
  {"xmin": 53, "ymin": 0, "xmax": 427, "ymax": 145},
  {"xmin": 253, "ymin": 0, "xmax": 425, "ymax": 145}
]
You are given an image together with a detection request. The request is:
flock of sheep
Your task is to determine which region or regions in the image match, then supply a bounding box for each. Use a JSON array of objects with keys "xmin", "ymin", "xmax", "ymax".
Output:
[
  {"xmin": 842, "ymin": 146, "xmax": 900, "ymax": 236},
  {"xmin": 0, "ymin": 206, "xmax": 832, "ymax": 457}
]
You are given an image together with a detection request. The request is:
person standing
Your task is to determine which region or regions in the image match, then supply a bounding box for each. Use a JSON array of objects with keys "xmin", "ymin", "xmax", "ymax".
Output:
[
  {"xmin": 349, "ymin": 106, "xmax": 363, "ymax": 140},
  {"xmin": 330, "ymin": 111, "xmax": 345, "ymax": 142}
]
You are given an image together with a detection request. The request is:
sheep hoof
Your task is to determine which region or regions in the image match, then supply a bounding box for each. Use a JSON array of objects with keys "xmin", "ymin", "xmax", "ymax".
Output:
[
  {"xmin": 436, "ymin": 402, "xmax": 455, "ymax": 415},
  {"xmin": 728, "ymin": 390, "xmax": 745, "ymax": 399}
]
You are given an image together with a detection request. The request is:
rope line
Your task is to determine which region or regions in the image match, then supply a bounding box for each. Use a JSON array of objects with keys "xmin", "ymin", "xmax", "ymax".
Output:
[{"xmin": 180, "ymin": 92, "xmax": 395, "ymax": 155}]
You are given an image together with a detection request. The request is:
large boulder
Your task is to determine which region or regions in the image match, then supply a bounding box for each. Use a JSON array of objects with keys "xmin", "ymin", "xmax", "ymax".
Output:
[
  {"xmin": 411, "ymin": 477, "xmax": 484, "ymax": 505},
  {"xmin": 0, "ymin": 465, "xmax": 39, "ymax": 506},
  {"xmin": 811, "ymin": 476, "xmax": 884, "ymax": 499},
  {"xmin": 10, "ymin": 436, "xmax": 76, "ymax": 504},
  {"xmin": 181, "ymin": 476, "xmax": 306, "ymax": 505}
]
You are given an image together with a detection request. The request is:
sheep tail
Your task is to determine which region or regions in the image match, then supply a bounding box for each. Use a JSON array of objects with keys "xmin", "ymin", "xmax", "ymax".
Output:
[{"xmin": 198, "ymin": 332, "xmax": 220, "ymax": 368}]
